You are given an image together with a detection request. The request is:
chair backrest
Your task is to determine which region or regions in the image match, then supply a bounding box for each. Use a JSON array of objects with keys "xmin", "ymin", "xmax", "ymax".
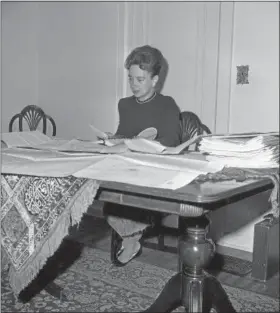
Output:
[
  {"xmin": 179, "ymin": 111, "xmax": 211, "ymax": 150},
  {"xmin": 9, "ymin": 105, "xmax": 56, "ymax": 136}
]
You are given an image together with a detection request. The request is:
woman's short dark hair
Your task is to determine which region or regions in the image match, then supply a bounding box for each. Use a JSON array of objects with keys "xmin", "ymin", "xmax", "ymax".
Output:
[{"xmin": 125, "ymin": 45, "xmax": 164, "ymax": 77}]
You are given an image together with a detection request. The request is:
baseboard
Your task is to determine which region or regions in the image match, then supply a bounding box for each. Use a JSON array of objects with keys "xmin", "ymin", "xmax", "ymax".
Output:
[{"xmin": 216, "ymin": 245, "xmax": 252, "ymax": 262}]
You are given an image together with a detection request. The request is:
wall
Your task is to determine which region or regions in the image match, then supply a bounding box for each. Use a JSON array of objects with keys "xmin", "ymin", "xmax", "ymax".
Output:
[
  {"xmin": 1, "ymin": 2, "xmax": 38, "ymax": 133},
  {"xmin": 1, "ymin": 2, "xmax": 279, "ymax": 137},
  {"xmin": 1, "ymin": 1, "xmax": 124, "ymax": 139},
  {"xmin": 228, "ymin": 2, "xmax": 279, "ymax": 133},
  {"xmin": 123, "ymin": 1, "xmax": 279, "ymax": 134}
]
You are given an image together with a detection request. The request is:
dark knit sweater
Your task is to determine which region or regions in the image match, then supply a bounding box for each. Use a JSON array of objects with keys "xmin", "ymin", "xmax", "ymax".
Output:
[{"xmin": 115, "ymin": 93, "xmax": 181, "ymax": 147}]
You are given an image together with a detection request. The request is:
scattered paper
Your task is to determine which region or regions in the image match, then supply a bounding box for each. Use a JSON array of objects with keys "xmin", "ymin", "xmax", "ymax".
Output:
[
  {"xmin": 55, "ymin": 139, "xmax": 106, "ymax": 153},
  {"xmin": 1, "ymin": 130, "xmax": 52, "ymax": 148},
  {"xmin": 102, "ymin": 128, "xmax": 157, "ymax": 147},
  {"xmin": 29, "ymin": 138, "xmax": 72, "ymax": 150},
  {"xmin": 1, "ymin": 151, "xmax": 105, "ymax": 177},
  {"xmin": 73, "ymin": 156, "xmax": 200, "ymax": 190},
  {"xmin": 124, "ymin": 135, "xmax": 203, "ymax": 155},
  {"xmin": 89, "ymin": 125, "xmax": 158, "ymax": 147},
  {"xmin": 137, "ymin": 127, "xmax": 157, "ymax": 140},
  {"xmin": 119, "ymin": 152, "xmax": 223, "ymax": 173},
  {"xmin": 124, "ymin": 138, "xmax": 166, "ymax": 154},
  {"xmin": 99, "ymin": 143, "xmax": 129, "ymax": 154},
  {"xmin": 2, "ymin": 147, "xmax": 99, "ymax": 161},
  {"xmin": 73, "ymin": 153, "xmax": 223, "ymax": 190},
  {"xmin": 89, "ymin": 124, "xmax": 109, "ymax": 139}
]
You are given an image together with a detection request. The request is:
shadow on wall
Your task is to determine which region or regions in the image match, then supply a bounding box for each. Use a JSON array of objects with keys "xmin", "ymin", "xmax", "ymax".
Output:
[
  {"xmin": 157, "ymin": 57, "xmax": 169, "ymax": 94},
  {"xmin": 156, "ymin": 57, "xmax": 181, "ymax": 113}
]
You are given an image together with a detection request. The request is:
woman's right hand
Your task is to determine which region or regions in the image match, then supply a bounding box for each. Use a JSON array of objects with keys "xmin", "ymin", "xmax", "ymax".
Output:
[{"xmin": 105, "ymin": 132, "xmax": 125, "ymax": 139}]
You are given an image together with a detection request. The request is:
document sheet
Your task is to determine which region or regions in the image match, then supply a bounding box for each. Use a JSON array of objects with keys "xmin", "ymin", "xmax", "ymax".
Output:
[
  {"xmin": 1, "ymin": 130, "xmax": 52, "ymax": 148},
  {"xmin": 1, "ymin": 152, "xmax": 105, "ymax": 177},
  {"xmin": 89, "ymin": 125, "xmax": 157, "ymax": 146},
  {"xmin": 73, "ymin": 153, "xmax": 224, "ymax": 190},
  {"xmin": 124, "ymin": 135, "xmax": 203, "ymax": 155}
]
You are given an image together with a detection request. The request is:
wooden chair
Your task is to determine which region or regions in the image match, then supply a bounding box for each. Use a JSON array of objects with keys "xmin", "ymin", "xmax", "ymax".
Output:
[
  {"xmin": 110, "ymin": 111, "xmax": 211, "ymax": 262},
  {"xmin": 180, "ymin": 111, "xmax": 211, "ymax": 150},
  {"xmin": 9, "ymin": 105, "xmax": 56, "ymax": 136}
]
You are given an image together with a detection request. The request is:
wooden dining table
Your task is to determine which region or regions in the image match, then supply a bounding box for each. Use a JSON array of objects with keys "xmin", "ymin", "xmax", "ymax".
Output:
[
  {"xmin": 96, "ymin": 169, "xmax": 277, "ymax": 313},
  {"xmin": 1, "ymin": 147, "xmax": 278, "ymax": 312}
]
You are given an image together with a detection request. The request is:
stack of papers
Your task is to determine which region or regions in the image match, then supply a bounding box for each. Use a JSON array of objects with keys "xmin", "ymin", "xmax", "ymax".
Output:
[{"xmin": 199, "ymin": 132, "xmax": 279, "ymax": 168}]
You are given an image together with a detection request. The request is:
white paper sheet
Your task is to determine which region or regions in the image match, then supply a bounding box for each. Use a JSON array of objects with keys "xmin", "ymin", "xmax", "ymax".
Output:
[
  {"xmin": 89, "ymin": 125, "xmax": 158, "ymax": 146},
  {"xmin": 118, "ymin": 152, "xmax": 224, "ymax": 173},
  {"xmin": 1, "ymin": 130, "xmax": 52, "ymax": 148},
  {"xmin": 2, "ymin": 139, "xmax": 118, "ymax": 155},
  {"xmin": 124, "ymin": 135, "xmax": 203, "ymax": 155},
  {"xmin": 29, "ymin": 138, "xmax": 72, "ymax": 150},
  {"xmin": 102, "ymin": 127, "xmax": 158, "ymax": 147},
  {"xmin": 1, "ymin": 152, "xmax": 105, "ymax": 177},
  {"xmin": 73, "ymin": 156, "xmax": 201, "ymax": 190},
  {"xmin": 73, "ymin": 153, "xmax": 223, "ymax": 190},
  {"xmin": 54, "ymin": 139, "xmax": 107, "ymax": 153},
  {"xmin": 89, "ymin": 124, "xmax": 109, "ymax": 139},
  {"xmin": 2, "ymin": 147, "xmax": 99, "ymax": 161}
]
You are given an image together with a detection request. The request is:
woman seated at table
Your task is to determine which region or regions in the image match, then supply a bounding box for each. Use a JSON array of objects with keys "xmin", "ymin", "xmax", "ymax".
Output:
[{"xmin": 106, "ymin": 45, "xmax": 181, "ymax": 266}]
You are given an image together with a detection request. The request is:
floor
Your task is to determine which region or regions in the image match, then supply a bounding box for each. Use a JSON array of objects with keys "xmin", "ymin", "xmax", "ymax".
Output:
[{"xmin": 68, "ymin": 214, "xmax": 279, "ymax": 300}]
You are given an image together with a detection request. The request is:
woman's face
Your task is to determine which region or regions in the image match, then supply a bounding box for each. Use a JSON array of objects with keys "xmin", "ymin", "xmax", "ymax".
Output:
[{"xmin": 128, "ymin": 65, "xmax": 158, "ymax": 102}]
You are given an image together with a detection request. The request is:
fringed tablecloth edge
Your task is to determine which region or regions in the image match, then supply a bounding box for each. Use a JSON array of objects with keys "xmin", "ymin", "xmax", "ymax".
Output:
[
  {"xmin": 196, "ymin": 167, "xmax": 279, "ymax": 219},
  {"xmin": 8, "ymin": 179, "xmax": 99, "ymax": 296}
]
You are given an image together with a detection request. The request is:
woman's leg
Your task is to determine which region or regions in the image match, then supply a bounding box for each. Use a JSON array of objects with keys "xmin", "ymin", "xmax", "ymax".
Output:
[
  {"xmin": 105, "ymin": 204, "xmax": 150, "ymax": 264},
  {"xmin": 107, "ymin": 215, "xmax": 149, "ymax": 263},
  {"xmin": 107, "ymin": 215, "xmax": 149, "ymax": 237}
]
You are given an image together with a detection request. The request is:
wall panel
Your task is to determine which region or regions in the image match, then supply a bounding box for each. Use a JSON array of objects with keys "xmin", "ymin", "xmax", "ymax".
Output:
[{"xmin": 228, "ymin": 2, "xmax": 279, "ymax": 133}]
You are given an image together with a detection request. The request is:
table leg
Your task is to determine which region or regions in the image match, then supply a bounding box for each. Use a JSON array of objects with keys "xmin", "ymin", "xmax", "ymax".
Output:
[
  {"xmin": 44, "ymin": 282, "xmax": 68, "ymax": 301},
  {"xmin": 142, "ymin": 216, "xmax": 236, "ymax": 313}
]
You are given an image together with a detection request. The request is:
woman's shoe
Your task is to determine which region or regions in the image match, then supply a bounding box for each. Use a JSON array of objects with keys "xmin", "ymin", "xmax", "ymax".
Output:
[{"xmin": 113, "ymin": 245, "xmax": 142, "ymax": 267}]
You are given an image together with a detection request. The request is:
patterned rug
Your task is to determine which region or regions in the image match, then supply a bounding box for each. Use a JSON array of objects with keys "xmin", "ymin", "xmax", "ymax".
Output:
[{"xmin": 1, "ymin": 247, "xmax": 279, "ymax": 312}]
